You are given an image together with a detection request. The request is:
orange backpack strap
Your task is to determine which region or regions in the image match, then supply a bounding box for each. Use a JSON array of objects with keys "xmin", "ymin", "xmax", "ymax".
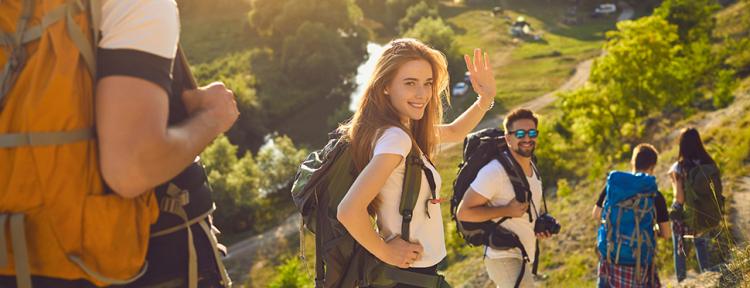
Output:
[{"xmin": 0, "ymin": 214, "xmax": 32, "ymax": 288}]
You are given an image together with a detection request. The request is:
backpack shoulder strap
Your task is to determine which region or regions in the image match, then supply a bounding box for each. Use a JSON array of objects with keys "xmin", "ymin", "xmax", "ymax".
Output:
[
  {"xmin": 496, "ymin": 150, "xmax": 534, "ymax": 222},
  {"xmin": 400, "ymin": 146, "xmax": 435, "ymax": 240},
  {"xmin": 1, "ymin": 0, "xmax": 99, "ymax": 146},
  {"xmin": 530, "ymin": 160, "xmax": 547, "ymax": 214}
]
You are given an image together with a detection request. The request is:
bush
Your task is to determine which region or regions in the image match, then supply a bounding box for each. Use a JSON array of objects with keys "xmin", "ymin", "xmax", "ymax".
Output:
[
  {"xmin": 202, "ymin": 134, "xmax": 307, "ymax": 234},
  {"xmin": 713, "ymin": 68, "xmax": 738, "ymax": 108},
  {"xmin": 269, "ymin": 257, "xmax": 313, "ymax": 288},
  {"xmin": 557, "ymin": 179, "xmax": 572, "ymax": 199},
  {"xmin": 398, "ymin": 2, "xmax": 439, "ymax": 34}
]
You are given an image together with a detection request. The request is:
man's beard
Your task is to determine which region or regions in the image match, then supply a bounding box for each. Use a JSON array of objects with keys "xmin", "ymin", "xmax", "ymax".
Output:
[{"xmin": 514, "ymin": 142, "xmax": 536, "ymax": 158}]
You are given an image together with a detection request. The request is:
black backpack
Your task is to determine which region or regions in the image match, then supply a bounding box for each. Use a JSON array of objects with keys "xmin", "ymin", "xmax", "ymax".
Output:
[
  {"xmin": 449, "ymin": 128, "xmax": 544, "ymax": 287},
  {"xmin": 291, "ymin": 131, "xmax": 451, "ymax": 288}
]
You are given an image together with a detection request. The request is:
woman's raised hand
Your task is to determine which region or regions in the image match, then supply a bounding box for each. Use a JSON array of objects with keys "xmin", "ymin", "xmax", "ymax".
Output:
[{"xmin": 464, "ymin": 48, "xmax": 496, "ymax": 106}]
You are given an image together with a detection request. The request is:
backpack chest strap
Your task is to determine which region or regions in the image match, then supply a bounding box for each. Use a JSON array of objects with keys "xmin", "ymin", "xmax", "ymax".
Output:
[{"xmin": 0, "ymin": 128, "xmax": 94, "ymax": 148}]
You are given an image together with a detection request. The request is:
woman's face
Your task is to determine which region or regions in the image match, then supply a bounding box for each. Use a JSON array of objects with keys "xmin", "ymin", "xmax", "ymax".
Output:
[{"xmin": 385, "ymin": 59, "xmax": 434, "ymax": 124}]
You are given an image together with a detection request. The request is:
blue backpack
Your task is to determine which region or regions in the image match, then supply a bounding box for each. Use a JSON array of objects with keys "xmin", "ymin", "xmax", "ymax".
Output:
[{"xmin": 597, "ymin": 171, "xmax": 658, "ymax": 273}]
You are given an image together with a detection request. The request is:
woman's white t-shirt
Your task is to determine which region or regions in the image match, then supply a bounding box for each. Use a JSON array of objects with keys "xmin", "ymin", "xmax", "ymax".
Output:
[{"xmin": 372, "ymin": 127, "xmax": 446, "ymax": 267}]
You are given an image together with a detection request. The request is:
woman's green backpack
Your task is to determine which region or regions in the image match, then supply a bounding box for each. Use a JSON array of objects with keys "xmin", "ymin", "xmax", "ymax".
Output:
[
  {"xmin": 290, "ymin": 132, "xmax": 450, "ymax": 288},
  {"xmin": 683, "ymin": 161, "xmax": 724, "ymax": 235}
]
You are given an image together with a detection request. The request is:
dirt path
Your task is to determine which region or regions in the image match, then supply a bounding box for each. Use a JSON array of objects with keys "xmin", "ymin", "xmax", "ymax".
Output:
[
  {"xmin": 662, "ymin": 88, "xmax": 750, "ymax": 287},
  {"xmin": 223, "ymin": 214, "xmax": 301, "ymax": 285},
  {"xmin": 731, "ymin": 176, "xmax": 750, "ymax": 244}
]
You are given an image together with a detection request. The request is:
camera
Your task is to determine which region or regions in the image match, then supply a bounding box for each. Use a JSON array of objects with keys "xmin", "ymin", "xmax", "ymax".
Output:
[{"xmin": 534, "ymin": 213, "xmax": 561, "ymax": 235}]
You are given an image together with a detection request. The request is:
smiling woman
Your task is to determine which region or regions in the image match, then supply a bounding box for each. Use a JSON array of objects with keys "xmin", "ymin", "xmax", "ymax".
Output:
[{"xmin": 334, "ymin": 38, "xmax": 499, "ymax": 287}]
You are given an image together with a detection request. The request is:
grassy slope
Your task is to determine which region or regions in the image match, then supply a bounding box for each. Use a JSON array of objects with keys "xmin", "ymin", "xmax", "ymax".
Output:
[
  {"xmin": 178, "ymin": 0, "xmax": 257, "ymax": 65},
  {"xmin": 438, "ymin": 1, "xmax": 750, "ymax": 286},
  {"xmin": 442, "ymin": 0, "xmax": 614, "ymax": 116},
  {"xmin": 177, "ymin": 0, "xmax": 749, "ymax": 286},
  {"xmin": 229, "ymin": 0, "xmax": 619, "ymax": 286},
  {"xmin": 438, "ymin": 65, "xmax": 750, "ymax": 288}
]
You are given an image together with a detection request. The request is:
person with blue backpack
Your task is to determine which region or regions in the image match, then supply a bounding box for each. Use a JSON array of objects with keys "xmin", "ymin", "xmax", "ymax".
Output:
[{"xmin": 593, "ymin": 144, "xmax": 671, "ymax": 288}]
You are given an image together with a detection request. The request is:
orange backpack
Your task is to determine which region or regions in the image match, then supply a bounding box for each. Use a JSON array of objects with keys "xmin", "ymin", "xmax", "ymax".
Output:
[{"xmin": 0, "ymin": 0, "xmax": 158, "ymax": 286}]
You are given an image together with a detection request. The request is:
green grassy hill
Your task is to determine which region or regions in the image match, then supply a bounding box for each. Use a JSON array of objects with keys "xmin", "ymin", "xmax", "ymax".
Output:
[
  {"xmin": 174, "ymin": 0, "xmax": 750, "ymax": 286},
  {"xmin": 441, "ymin": 0, "xmax": 618, "ymax": 117}
]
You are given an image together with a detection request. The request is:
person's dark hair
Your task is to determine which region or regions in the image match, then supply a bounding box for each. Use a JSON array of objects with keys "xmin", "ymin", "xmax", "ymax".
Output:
[
  {"xmin": 503, "ymin": 108, "xmax": 539, "ymax": 132},
  {"xmin": 632, "ymin": 143, "xmax": 659, "ymax": 171},
  {"xmin": 678, "ymin": 127, "xmax": 715, "ymax": 167}
]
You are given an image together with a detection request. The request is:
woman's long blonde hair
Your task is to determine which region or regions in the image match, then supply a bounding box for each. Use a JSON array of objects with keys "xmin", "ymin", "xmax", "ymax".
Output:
[{"xmin": 339, "ymin": 38, "xmax": 450, "ymax": 171}]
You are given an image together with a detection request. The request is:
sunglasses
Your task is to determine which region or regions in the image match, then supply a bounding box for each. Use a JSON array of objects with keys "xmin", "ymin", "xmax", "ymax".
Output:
[{"xmin": 510, "ymin": 129, "xmax": 539, "ymax": 139}]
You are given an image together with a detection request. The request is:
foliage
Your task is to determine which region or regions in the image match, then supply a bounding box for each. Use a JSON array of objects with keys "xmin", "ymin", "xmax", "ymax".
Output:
[
  {"xmin": 356, "ymin": 0, "xmax": 438, "ymax": 33},
  {"xmin": 703, "ymin": 104, "xmax": 750, "ymax": 176},
  {"xmin": 192, "ymin": 51, "xmax": 272, "ymax": 151},
  {"xmin": 560, "ymin": 16, "xmax": 698, "ymax": 167},
  {"xmin": 268, "ymin": 257, "xmax": 313, "ymax": 288},
  {"xmin": 201, "ymin": 135, "xmax": 307, "ymax": 234},
  {"xmin": 247, "ymin": 0, "xmax": 367, "ymax": 143},
  {"xmin": 398, "ymin": 2, "xmax": 439, "ymax": 34},
  {"xmin": 724, "ymin": 38, "xmax": 750, "ymax": 77},
  {"xmin": 404, "ymin": 17, "xmax": 464, "ymax": 89},
  {"xmin": 717, "ymin": 245, "xmax": 750, "ymax": 286},
  {"xmin": 713, "ymin": 68, "xmax": 738, "ymax": 108},
  {"xmin": 653, "ymin": 0, "xmax": 720, "ymax": 43},
  {"xmin": 556, "ymin": 179, "xmax": 572, "ymax": 199}
]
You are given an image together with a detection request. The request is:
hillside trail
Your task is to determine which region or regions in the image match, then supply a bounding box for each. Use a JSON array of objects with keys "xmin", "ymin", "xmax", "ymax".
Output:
[
  {"xmin": 223, "ymin": 57, "xmax": 594, "ymax": 286},
  {"xmin": 224, "ymin": 4, "xmax": 639, "ymax": 285},
  {"xmin": 662, "ymin": 88, "xmax": 750, "ymax": 287}
]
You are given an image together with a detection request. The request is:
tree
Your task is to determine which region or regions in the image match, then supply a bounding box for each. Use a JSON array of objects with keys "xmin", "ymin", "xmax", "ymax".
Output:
[
  {"xmin": 250, "ymin": 0, "xmax": 364, "ymax": 46},
  {"xmin": 201, "ymin": 135, "xmax": 307, "ymax": 233},
  {"xmin": 654, "ymin": 0, "xmax": 720, "ymax": 43},
  {"xmin": 248, "ymin": 0, "xmax": 367, "ymax": 145},
  {"xmin": 559, "ymin": 16, "xmax": 693, "ymax": 160},
  {"xmin": 193, "ymin": 51, "xmax": 270, "ymax": 151},
  {"xmin": 398, "ymin": 2, "xmax": 439, "ymax": 34},
  {"xmin": 404, "ymin": 17, "xmax": 464, "ymax": 93},
  {"xmin": 385, "ymin": 0, "xmax": 438, "ymax": 32}
]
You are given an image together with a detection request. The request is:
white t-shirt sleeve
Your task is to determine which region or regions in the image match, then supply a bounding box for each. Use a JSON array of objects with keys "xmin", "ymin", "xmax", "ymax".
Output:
[
  {"xmin": 372, "ymin": 127, "xmax": 412, "ymax": 158},
  {"xmin": 668, "ymin": 161, "xmax": 681, "ymax": 175},
  {"xmin": 99, "ymin": 0, "xmax": 180, "ymax": 59},
  {"xmin": 470, "ymin": 161, "xmax": 502, "ymax": 200}
]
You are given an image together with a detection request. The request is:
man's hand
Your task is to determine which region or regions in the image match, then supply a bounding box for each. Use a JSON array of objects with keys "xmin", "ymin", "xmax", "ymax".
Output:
[
  {"xmin": 535, "ymin": 232, "xmax": 552, "ymax": 239},
  {"xmin": 504, "ymin": 199, "xmax": 529, "ymax": 218},
  {"xmin": 181, "ymin": 81, "xmax": 239, "ymax": 134}
]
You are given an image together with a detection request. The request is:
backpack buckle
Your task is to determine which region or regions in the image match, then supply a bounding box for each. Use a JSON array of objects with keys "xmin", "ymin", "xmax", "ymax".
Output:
[
  {"xmin": 402, "ymin": 210, "xmax": 413, "ymax": 221},
  {"xmin": 161, "ymin": 183, "xmax": 191, "ymax": 214}
]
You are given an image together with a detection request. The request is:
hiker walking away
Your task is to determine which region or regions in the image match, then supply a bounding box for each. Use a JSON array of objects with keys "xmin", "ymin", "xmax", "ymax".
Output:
[
  {"xmin": 594, "ymin": 144, "xmax": 671, "ymax": 288},
  {"xmin": 1, "ymin": 1, "xmax": 237, "ymax": 287},
  {"xmin": 334, "ymin": 39, "xmax": 497, "ymax": 287},
  {"xmin": 668, "ymin": 127, "xmax": 725, "ymax": 283},
  {"xmin": 456, "ymin": 108, "xmax": 559, "ymax": 288}
]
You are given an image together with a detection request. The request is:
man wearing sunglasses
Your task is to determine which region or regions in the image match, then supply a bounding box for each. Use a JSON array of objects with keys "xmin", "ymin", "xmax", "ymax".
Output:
[{"xmin": 456, "ymin": 108, "xmax": 548, "ymax": 287}]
